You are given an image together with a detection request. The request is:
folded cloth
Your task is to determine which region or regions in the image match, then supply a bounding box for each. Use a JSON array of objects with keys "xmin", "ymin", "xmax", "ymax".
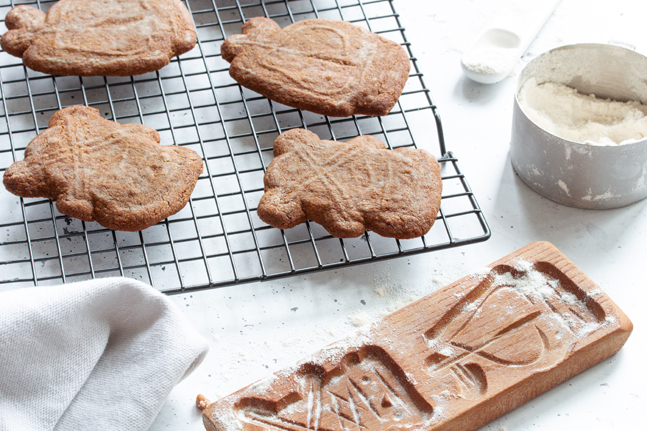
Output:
[{"xmin": 0, "ymin": 278, "xmax": 209, "ymax": 431}]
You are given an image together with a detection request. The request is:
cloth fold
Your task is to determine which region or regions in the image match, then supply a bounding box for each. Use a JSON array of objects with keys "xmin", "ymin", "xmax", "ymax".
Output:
[{"xmin": 0, "ymin": 278, "xmax": 209, "ymax": 431}]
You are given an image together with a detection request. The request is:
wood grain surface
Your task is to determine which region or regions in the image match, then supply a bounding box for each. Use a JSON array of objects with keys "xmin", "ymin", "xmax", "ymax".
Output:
[{"xmin": 200, "ymin": 241, "xmax": 633, "ymax": 431}]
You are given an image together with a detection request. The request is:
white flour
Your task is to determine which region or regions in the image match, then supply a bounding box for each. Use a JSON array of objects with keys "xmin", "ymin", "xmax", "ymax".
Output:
[
  {"xmin": 518, "ymin": 78, "xmax": 647, "ymax": 145},
  {"xmin": 492, "ymin": 259, "xmax": 560, "ymax": 301},
  {"xmin": 462, "ymin": 47, "xmax": 512, "ymax": 75},
  {"xmin": 347, "ymin": 311, "xmax": 375, "ymax": 328},
  {"xmin": 346, "ymin": 272, "xmax": 451, "ymax": 328}
]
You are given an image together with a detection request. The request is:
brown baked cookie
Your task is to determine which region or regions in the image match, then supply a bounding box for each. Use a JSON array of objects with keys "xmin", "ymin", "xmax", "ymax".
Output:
[
  {"xmin": 221, "ymin": 17, "xmax": 410, "ymax": 117},
  {"xmin": 257, "ymin": 129, "xmax": 442, "ymax": 239},
  {"xmin": 0, "ymin": 0, "xmax": 196, "ymax": 76},
  {"xmin": 3, "ymin": 106, "xmax": 203, "ymax": 232}
]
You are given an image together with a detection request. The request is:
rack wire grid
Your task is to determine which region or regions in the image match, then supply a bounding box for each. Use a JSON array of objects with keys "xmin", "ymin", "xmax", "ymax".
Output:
[{"xmin": 0, "ymin": 0, "xmax": 490, "ymax": 294}]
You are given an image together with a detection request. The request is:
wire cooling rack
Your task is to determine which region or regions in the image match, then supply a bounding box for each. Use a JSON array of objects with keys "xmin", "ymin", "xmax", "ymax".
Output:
[{"xmin": 0, "ymin": 0, "xmax": 490, "ymax": 294}]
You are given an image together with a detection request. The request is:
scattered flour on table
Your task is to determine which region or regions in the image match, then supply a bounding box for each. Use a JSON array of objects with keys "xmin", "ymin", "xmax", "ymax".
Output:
[
  {"xmin": 282, "ymin": 337, "xmax": 301, "ymax": 347},
  {"xmin": 518, "ymin": 78, "xmax": 647, "ymax": 145},
  {"xmin": 348, "ymin": 311, "xmax": 375, "ymax": 328},
  {"xmin": 348, "ymin": 271, "xmax": 454, "ymax": 328}
]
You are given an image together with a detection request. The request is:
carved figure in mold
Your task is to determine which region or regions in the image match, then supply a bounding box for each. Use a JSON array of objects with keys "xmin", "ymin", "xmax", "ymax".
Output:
[
  {"xmin": 234, "ymin": 346, "xmax": 432, "ymax": 431},
  {"xmin": 423, "ymin": 262, "xmax": 605, "ymax": 400},
  {"xmin": 200, "ymin": 243, "xmax": 632, "ymax": 431},
  {"xmin": 227, "ymin": 264, "xmax": 607, "ymax": 431}
]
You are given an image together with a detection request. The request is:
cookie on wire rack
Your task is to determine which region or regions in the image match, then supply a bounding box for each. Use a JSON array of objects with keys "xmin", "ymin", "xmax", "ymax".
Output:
[
  {"xmin": 221, "ymin": 17, "xmax": 411, "ymax": 117},
  {"xmin": 257, "ymin": 129, "xmax": 442, "ymax": 239},
  {"xmin": 3, "ymin": 106, "xmax": 203, "ymax": 232},
  {"xmin": 0, "ymin": 0, "xmax": 196, "ymax": 76}
]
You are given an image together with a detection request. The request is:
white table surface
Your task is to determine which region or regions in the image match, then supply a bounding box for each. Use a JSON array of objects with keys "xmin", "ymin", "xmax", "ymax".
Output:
[{"xmin": 150, "ymin": 0, "xmax": 646, "ymax": 430}]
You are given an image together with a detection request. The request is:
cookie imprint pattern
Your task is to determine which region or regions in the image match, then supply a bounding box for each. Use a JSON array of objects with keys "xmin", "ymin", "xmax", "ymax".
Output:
[{"xmin": 202, "ymin": 243, "xmax": 632, "ymax": 431}]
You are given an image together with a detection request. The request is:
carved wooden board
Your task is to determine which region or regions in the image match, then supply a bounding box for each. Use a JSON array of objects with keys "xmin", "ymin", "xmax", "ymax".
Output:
[{"xmin": 201, "ymin": 242, "xmax": 633, "ymax": 431}]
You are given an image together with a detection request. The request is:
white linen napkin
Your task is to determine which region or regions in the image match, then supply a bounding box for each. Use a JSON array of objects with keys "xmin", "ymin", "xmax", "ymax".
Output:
[{"xmin": 0, "ymin": 277, "xmax": 209, "ymax": 431}]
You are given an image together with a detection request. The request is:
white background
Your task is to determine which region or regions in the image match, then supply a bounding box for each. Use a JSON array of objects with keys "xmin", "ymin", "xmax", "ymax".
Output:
[{"xmin": 150, "ymin": 0, "xmax": 646, "ymax": 429}]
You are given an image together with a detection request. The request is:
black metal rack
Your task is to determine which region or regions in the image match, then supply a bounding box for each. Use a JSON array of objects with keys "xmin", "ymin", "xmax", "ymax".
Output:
[{"xmin": 0, "ymin": 0, "xmax": 490, "ymax": 294}]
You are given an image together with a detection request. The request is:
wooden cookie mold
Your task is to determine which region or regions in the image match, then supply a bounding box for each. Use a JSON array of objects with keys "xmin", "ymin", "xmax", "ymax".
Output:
[{"xmin": 199, "ymin": 242, "xmax": 633, "ymax": 431}]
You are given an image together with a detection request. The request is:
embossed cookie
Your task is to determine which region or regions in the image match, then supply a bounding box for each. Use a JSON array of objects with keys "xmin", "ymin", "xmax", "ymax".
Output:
[
  {"xmin": 3, "ymin": 106, "xmax": 203, "ymax": 231},
  {"xmin": 0, "ymin": 0, "xmax": 196, "ymax": 76},
  {"xmin": 257, "ymin": 129, "xmax": 442, "ymax": 239},
  {"xmin": 221, "ymin": 17, "xmax": 410, "ymax": 117}
]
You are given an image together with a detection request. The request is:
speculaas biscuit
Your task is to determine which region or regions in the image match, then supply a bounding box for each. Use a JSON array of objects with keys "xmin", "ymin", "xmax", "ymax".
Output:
[
  {"xmin": 3, "ymin": 106, "xmax": 203, "ymax": 232},
  {"xmin": 221, "ymin": 17, "xmax": 410, "ymax": 117},
  {"xmin": 0, "ymin": 0, "xmax": 196, "ymax": 76},
  {"xmin": 257, "ymin": 129, "xmax": 442, "ymax": 239}
]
